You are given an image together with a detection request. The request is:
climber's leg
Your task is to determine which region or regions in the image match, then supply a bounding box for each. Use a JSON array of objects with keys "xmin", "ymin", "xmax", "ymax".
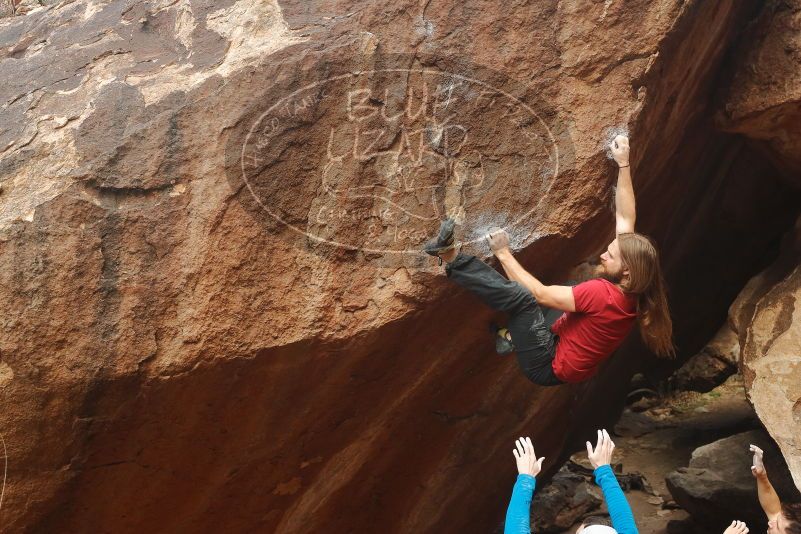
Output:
[
  {"xmin": 446, "ymin": 254, "xmax": 562, "ymax": 386},
  {"xmin": 542, "ymin": 307, "xmax": 563, "ymax": 329},
  {"xmin": 508, "ymin": 312, "xmax": 562, "ymax": 386},
  {"xmin": 446, "ymin": 253, "xmax": 533, "ymax": 314}
]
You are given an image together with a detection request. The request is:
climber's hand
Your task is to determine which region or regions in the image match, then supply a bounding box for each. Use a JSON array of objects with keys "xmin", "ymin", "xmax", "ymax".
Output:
[
  {"xmin": 487, "ymin": 229, "xmax": 510, "ymax": 254},
  {"xmin": 586, "ymin": 429, "xmax": 615, "ymax": 469},
  {"xmin": 610, "ymin": 135, "xmax": 630, "ymax": 167},
  {"xmin": 513, "ymin": 436, "xmax": 544, "ymax": 477},
  {"xmin": 750, "ymin": 444, "xmax": 766, "ymax": 478}
]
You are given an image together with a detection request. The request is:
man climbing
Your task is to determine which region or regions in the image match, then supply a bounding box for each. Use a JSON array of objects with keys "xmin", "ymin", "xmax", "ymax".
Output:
[{"xmin": 423, "ymin": 135, "xmax": 674, "ymax": 386}]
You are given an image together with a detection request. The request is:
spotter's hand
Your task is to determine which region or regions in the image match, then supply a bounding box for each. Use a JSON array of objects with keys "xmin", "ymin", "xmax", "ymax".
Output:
[
  {"xmin": 723, "ymin": 520, "xmax": 749, "ymax": 534},
  {"xmin": 750, "ymin": 444, "xmax": 766, "ymax": 478},
  {"xmin": 586, "ymin": 429, "xmax": 616, "ymax": 469},
  {"xmin": 512, "ymin": 436, "xmax": 545, "ymax": 477}
]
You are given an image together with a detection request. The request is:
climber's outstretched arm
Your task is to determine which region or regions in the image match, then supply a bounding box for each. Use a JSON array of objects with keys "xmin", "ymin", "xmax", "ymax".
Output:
[
  {"xmin": 611, "ymin": 135, "xmax": 635, "ymax": 235},
  {"xmin": 495, "ymin": 248, "xmax": 575, "ymax": 312},
  {"xmin": 750, "ymin": 444, "xmax": 782, "ymax": 519}
]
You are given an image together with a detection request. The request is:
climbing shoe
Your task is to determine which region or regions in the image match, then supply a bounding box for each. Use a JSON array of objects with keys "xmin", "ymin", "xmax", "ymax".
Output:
[
  {"xmin": 491, "ymin": 323, "xmax": 515, "ymax": 355},
  {"xmin": 423, "ymin": 218, "xmax": 457, "ymax": 258}
]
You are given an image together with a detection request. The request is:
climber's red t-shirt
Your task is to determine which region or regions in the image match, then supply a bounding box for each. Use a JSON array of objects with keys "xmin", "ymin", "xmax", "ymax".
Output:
[{"xmin": 550, "ymin": 278, "xmax": 637, "ymax": 384}]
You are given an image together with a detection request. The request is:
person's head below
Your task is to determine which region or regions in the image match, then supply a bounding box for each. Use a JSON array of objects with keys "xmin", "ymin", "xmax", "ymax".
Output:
[
  {"xmin": 598, "ymin": 232, "xmax": 675, "ymax": 359},
  {"xmin": 770, "ymin": 502, "xmax": 801, "ymax": 534},
  {"xmin": 576, "ymin": 515, "xmax": 616, "ymax": 534}
]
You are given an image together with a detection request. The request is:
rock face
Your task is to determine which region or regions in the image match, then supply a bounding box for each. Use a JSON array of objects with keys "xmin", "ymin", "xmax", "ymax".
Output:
[
  {"xmin": 673, "ymin": 325, "xmax": 739, "ymax": 392},
  {"xmin": 720, "ymin": 0, "xmax": 801, "ymax": 492},
  {"xmin": 666, "ymin": 430, "xmax": 801, "ymax": 532},
  {"xmin": 0, "ymin": 0, "xmax": 800, "ymax": 533},
  {"xmin": 729, "ymin": 216, "xmax": 801, "ymax": 491},
  {"xmin": 673, "ymin": 352, "xmax": 734, "ymax": 393},
  {"xmin": 719, "ymin": 0, "xmax": 801, "ymax": 179},
  {"xmin": 741, "ymin": 264, "xmax": 801, "ymax": 489},
  {"xmin": 529, "ymin": 462, "xmax": 603, "ymax": 534}
]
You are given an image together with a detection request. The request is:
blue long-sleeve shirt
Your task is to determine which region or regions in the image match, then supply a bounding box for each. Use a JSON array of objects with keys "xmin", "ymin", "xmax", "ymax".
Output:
[
  {"xmin": 594, "ymin": 464, "xmax": 638, "ymax": 534},
  {"xmin": 503, "ymin": 465, "xmax": 639, "ymax": 534},
  {"xmin": 504, "ymin": 474, "xmax": 536, "ymax": 534}
]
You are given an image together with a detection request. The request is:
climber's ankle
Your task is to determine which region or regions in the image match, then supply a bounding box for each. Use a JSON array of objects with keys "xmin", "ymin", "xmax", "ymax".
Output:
[{"xmin": 440, "ymin": 246, "xmax": 459, "ymax": 263}]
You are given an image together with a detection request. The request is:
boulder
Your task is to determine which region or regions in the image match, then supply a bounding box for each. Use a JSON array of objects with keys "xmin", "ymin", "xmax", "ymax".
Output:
[
  {"xmin": 740, "ymin": 260, "xmax": 801, "ymax": 491},
  {"xmin": 704, "ymin": 325, "xmax": 742, "ymax": 367},
  {"xmin": 673, "ymin": 353, "xmax": 736, "ymax": 393},
  {"xmin": 719, "ymin": 0, "xmax": 801, "ymax": 179},
  {"xmin": 666, "ymin": 429, "xmax": 801, "ymax": 531},
  {"xmin": 728, "ymin": 216, "xmax": 801, "ymax": 490},
  {"xmin": 719, "ymin": 0, "xmax": 801, "ymax": 492}
]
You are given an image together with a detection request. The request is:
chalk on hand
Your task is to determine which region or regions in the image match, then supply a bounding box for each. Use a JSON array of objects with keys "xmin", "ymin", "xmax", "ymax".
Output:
[{"xmin": 603, "ymin": 126, "xmax": 629, "ymax": 161}]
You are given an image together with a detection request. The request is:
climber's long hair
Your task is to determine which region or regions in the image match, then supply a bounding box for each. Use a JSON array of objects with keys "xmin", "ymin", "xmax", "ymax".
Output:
[{"xmin": 618, "ymin": 233, "xmax": 675, "ymax": 358}]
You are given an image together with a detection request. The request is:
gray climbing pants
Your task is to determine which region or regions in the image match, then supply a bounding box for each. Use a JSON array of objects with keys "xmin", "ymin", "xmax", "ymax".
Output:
[{"xmin": 446, "ymin": 253, "xmax": 563, "ymax": 386}]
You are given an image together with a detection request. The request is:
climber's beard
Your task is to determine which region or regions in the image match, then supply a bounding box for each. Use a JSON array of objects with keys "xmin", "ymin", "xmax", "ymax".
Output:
[{"xmin": 595, "ymin": 263, "xmax": 623, "ymax": 284}]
